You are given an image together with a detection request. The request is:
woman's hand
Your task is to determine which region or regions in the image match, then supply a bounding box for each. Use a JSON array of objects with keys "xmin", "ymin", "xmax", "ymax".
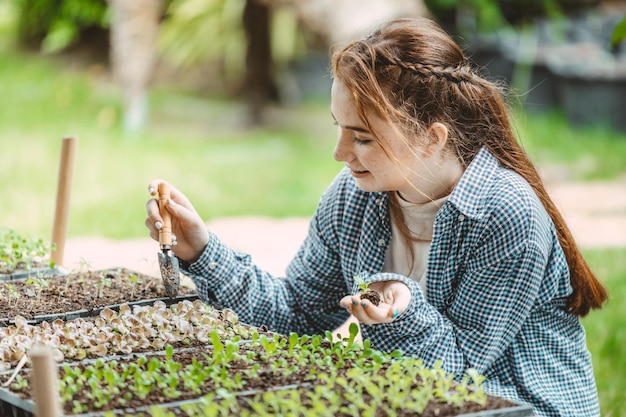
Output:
[
  {"xmin": 340, "ymin": 280, "xmax": 411, "ymax": 325},
  {"xmin": 145, "ymin": 180, "xmax": 210, "ymax": 264}
]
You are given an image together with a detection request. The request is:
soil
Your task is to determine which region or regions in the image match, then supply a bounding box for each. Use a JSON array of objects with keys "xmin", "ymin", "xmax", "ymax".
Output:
[
  {"xmin": 360, "ymin": 289, "xmax": 382, "ymax": 306},
  {"xmin": 0, "ymin": 268, "xmax": 195, "ymax": 322}
]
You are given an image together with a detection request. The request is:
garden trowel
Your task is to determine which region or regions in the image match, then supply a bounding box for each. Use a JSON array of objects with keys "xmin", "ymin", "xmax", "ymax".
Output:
[{"xmin": 157, "ymin": 183, "xmax": 180, "ymax": 299}]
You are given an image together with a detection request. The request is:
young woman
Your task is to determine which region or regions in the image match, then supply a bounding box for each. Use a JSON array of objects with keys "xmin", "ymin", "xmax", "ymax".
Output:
[{"xmin": 145, "ymin": 17, "xmax": 607, "ymax": 417}]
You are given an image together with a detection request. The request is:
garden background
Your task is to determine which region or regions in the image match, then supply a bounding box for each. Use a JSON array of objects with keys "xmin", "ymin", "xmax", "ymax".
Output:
[{"xmin": 0, "ymin": 0, "xmax": 625, "ymax": 415}]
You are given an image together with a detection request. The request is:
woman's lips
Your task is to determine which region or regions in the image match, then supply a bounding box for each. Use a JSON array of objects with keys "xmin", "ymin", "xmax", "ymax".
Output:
[{"xmin": 350, "ymin": 169, "xmax": 369, "ymax": 178}]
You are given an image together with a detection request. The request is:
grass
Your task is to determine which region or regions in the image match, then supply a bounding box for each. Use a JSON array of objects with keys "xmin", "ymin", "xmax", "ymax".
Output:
[
  {"xmin": 0, "ymin": 12, "xmax": 624, "ymax": 414},
  {"xmin": 515, "ymin": 108, "xmax": 626, "ymax": 181},
  {"xmin": 0, "ymin": 46, "xmax": 340, "ymax": 240},
  {"xmin": 582, "ymin": 248, "xmax": 626, "ymax": 417}
]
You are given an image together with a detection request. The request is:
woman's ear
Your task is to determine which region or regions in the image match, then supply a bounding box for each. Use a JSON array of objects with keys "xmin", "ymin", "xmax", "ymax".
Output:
[{"xmin": 424, "ymin": 122, "xmax": 448, "ymax": 156}]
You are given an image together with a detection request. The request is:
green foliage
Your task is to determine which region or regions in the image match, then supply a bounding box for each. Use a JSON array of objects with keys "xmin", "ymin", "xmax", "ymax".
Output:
[
  {"xmin": 159, "ymin": 0, "xmax": 245, "ymax": 74},
  {"xmin": 611, "ymin": 16, "xmax": 626, "ymax": 48},
  {"xmin": 158, "ymin": 0, "xmax": 304, "ymax": 91},
  {"xmin": 14, "ymin": 0, "xmax": 109, "ymax": 52},
  {"xmin": 423, "ymin": 0, "xmax": 507, "ymax": 31},
  {"xmin": 8, "ymin": 319, "xmax": 490, "ymax": 415},
  {"xmin": 0, "ymin": 228, "xmax": 53, "ymax": 273}
]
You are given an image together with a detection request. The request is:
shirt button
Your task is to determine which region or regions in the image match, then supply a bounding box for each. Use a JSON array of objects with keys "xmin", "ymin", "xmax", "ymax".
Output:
[
  {"xmin": 208, "ymin": 262, "xmax": 218, "ymax": 270},
  {"xmin": 375, "ymin": 198, "xmax": 382, "ymax": 206},
  {"xmin": 458, "ymin": 214, "xmax": 465, "ymax": 222},
  {"xmin": 378, "ymin": 238, "xmax": 386, "ymax": 247}
]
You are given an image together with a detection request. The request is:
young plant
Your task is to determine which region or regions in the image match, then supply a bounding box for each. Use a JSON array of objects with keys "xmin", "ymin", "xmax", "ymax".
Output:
[
  {"xmin": 0, "ymin": 228, "xmax": 53, "ymax": 273},
  {"xmin": 26, "ymin": 273, "xmax": 50, "ymax": 302},
  {"xmin": 4, "ymin": 284, "xmax": 20, "ymax": 307},
  {"xmin": 354, "ymin": 275, "xmax": 381, "ymax": 306},
  {"xmin": 95, "ymin": 271, "xmax": 112, "ymax": 299},
  {"xmin": 128, "ymin": 273, "xmax": 144, "ymax": 299}
]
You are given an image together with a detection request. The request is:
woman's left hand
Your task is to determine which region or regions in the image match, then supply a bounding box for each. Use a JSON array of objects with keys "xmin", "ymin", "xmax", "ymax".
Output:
[{"xmin": 340, "ymin": 280, "xmax": 411, "ymax": 325}]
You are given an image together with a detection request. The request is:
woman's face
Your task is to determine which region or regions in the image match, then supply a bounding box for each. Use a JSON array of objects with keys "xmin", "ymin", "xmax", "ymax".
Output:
[{"xmin": 331, "ymin": 79, "xmax": 433, "ymax": 201}]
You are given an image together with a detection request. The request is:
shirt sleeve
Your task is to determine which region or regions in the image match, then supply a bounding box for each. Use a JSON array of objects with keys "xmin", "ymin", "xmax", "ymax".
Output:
[{"xmin": 182, "ymin": 178, "xmax": 351, "ymax": 336}]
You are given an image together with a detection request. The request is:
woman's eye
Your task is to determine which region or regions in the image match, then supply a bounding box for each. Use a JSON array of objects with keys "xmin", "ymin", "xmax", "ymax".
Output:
[{"xmin": 353, "ymin": 137, "xmax": 371, "ymax": 145}]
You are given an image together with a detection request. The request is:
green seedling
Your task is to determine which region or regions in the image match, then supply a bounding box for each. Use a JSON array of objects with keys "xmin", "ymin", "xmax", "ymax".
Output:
[
  {"xmin": 4, "ymin": 283, "xmax": 21, "ymax": 307},
  {"xmin": 95, "ymin": 271, "xmax": 112, "ymax": 299},
  {"xmin": 0, "ymin": 228, "xmax": 53, "ymax": 273},
  {"xmin": 128, "ymin": 274, "xmax": 144, "ymax": 299},
  {"xmin": 354, "ymin": 275, "xmax": 381, "ymax": 306},
  {"xmin": 26, "ymin": 273, "xmax": 49, "ymax": 302}
]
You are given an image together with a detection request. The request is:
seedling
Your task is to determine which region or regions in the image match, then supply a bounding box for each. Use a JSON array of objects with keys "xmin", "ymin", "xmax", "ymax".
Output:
[
  {"xmin": 354, "ymin": 275, "xmax": 381, "ymax": 306},
  {"xmin": 0, "ymin": 228, "xmax": 53, "ymax": 273},
  {"xmin": 4, "ymin": 284, "xmax": 20, "ymax": 307},
  {"xmin": 26, "ymin": 273, "xmax": 49, "ymax": 302},
  {"xmin": 95, "ymin": 271, "xmax": 112, "ymax": 299},
  {"xmin": 128, "ymin": 274, "xmax": 144, "ymax": 299}
]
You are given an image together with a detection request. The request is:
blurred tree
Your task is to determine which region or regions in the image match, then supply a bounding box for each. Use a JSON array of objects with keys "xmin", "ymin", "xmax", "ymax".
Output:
[
  {"xmin": 107, "ymin": 0, "xmax": 163, "ymax": 132},
  {"xmin": 158, "ymin": 0, "xmax": 246, "ymax": 91},
  {"xmin": 13, "ymin": 0, "xmax": 428, "ymax": 128},
  {"xmin": 242, "ymin": 0, "xmax": 279, "ymax": 126}
]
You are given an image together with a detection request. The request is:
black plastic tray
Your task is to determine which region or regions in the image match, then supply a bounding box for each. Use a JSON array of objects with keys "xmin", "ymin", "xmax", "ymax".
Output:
[
  {"xmin": 0, "ymin": 266, "xmax": 67, "ymax": 282},
  {"xmin": 0, "ymin": 293, "xmax": 199, "ymax": 327},
  {"xmin": 0, "ymin": 382, "xmax": 535, "ymax": 417}
]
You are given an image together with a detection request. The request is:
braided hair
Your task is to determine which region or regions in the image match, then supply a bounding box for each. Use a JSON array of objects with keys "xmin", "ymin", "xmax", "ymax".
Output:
[{"xmin": 331, "ymin": 17, "xmax": 607, "ymax": 316}]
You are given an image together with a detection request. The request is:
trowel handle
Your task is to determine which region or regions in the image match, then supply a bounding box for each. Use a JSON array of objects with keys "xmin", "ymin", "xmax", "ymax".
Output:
[{"xmin": 158, "ymin": 183, "xmax": 173, "ymax": 247}]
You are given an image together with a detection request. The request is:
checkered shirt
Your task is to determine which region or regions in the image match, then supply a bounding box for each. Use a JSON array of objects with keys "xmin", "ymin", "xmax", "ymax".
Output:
[{"xmin": 184, "ymin": 147, "xmax": 600, "ymax": 417}]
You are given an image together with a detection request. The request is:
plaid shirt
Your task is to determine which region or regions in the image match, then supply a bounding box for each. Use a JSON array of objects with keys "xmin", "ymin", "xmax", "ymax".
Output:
[{"xmin": 185, "ymin": 147, "xmax": 600, "ymax": 417}]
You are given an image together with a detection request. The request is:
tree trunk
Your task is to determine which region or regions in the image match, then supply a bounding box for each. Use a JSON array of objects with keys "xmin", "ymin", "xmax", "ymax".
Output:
[
  {"xmin": 243, "ymin": 0, "xmax": 278, "ymax": 127},
  {"xmin": 108, "ymin": 0, "xmax": 163, "ymax": 133}
]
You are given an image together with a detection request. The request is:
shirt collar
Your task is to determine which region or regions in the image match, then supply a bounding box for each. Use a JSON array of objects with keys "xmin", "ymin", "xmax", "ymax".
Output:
[{"xmin": 447, "ymin": 147, "xmax": 499, "ymax": 220}]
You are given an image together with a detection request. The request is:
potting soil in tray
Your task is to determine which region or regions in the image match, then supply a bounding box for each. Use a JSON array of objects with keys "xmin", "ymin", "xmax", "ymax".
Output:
[{"xmin": 0, "ymin": 268, "xmax": 197, "ymax": 325}]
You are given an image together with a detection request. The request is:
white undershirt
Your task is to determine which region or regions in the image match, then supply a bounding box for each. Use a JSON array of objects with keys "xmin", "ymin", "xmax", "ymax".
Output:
[{"xmin": 382, "ymin": 194, "xmax": 448, "ymax": 298}]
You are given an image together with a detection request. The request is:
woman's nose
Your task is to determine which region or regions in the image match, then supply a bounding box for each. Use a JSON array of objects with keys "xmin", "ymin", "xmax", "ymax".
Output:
[{"xmin": 333, "ymin": 131, "xmax": 352, "ymax": 162}]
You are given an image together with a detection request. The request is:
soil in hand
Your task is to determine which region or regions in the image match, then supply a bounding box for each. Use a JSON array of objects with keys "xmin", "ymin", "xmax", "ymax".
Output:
[{"xmin": 360, "ymin": 289, "xmax": 381, "ymax": 306}]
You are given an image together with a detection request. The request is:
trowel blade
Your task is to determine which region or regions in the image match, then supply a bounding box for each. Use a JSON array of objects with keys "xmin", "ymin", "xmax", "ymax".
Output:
[{"xmin": 158, "ymin": 249, "xmax": 180, "ymax": 299}]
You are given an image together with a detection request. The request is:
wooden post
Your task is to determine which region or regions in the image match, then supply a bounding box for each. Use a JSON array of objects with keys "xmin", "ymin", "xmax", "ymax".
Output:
[
  {"xmin": 51, "ymin": 136, "xmax": 78, "ymax": 267},
  {"xmin": 30, "ymin": 345, "xmax": 62, "ymax": 417}
]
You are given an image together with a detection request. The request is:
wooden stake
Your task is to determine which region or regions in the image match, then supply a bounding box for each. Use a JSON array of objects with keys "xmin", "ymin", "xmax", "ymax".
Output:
[
  {"xmin": 51, "ymin": 136, "xmax": 78, "ymax": 267},
  {"xmin": 30, "ymin": 345, "xmax": 62, "ymax": 417}
]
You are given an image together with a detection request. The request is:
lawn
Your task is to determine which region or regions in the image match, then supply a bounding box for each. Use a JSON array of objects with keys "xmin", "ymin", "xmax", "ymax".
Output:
[
  {"xmin": 0, "ymin": 11, "xmax": 624, "ymax": 415},
  {"xmin": 582, "ymin": 248, "xmax": 626, "ymax": 417}
]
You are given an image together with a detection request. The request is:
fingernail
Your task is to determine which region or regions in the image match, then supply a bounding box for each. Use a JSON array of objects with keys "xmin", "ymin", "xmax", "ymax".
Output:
[
  {"xmin": 352, "ymin": 301, "xmax": 357, "ymax": 306},
  {"xmin": 361, "ymin": 302, "xmax": 367, "ymax": 308},
  {"xmin": 155, "ymin": 221, "xmax": 162, "ymax": 230},
  {"xmin": 340, "ymin": 305, "xmax": 348, "ymax": 309},
  {"xmin": 168, "ymin": 199, "xmax": 176, "ymax": 207},
  {"xmin": 149, "ymin": 187, "xmax": 156, "ymax": 194},
  {"xmin": 393, "ymin": 310, "xmax": 398, "ymax": 318}
]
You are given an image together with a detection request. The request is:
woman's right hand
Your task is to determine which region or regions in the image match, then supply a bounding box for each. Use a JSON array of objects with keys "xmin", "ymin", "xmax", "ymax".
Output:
[{"xmin": 145, "ymin": 180, "xmax": 210, "ymax": 264}]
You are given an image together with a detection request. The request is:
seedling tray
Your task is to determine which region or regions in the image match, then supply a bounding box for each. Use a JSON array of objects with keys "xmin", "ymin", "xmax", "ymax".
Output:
[
  {"xmin": 0, "ymin": 337, "xmax": 536, "ymax": 417},
  {"xmin": 0, "ymin": 267, "xmax": 197, "ymax": 327},
  {"xmin": 0, "ymin": 293, "xmax": 199, "ymax": 327},
  {"xmin": 0, "ymin": 266, "xmax": 67, "ymax": 282}
]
